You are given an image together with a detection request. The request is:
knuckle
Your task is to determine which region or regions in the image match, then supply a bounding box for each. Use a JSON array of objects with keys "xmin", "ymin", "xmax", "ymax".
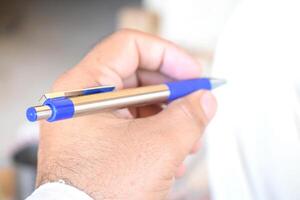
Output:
[
  {"xmin": 177, "ymin": 97, "xmax": 208, "ymax": 130},
  {"xmin": 162, "ymin": 133, "xmax": 190, "ymax": 164}
]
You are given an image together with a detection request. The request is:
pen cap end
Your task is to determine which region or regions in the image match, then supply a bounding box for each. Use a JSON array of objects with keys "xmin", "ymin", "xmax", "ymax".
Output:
[{"xmin": 26, "ymin": 107, "xmax": 37, "ymax": 122}]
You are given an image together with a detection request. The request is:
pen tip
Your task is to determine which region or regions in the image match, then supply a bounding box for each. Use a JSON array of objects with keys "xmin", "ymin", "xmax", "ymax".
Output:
[{"xmin": 210, "ymin": 78, "xmax": 226, "ymax": 89}]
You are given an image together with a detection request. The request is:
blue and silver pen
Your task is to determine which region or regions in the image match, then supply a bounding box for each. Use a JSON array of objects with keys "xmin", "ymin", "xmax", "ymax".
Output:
[{"xmin": 26, "ymin": 78, "xmax": 225, "ymax": 122}]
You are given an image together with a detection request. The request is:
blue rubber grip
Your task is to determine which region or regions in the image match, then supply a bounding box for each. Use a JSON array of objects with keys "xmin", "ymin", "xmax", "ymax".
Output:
[
  {"xmin": 166, "ymin": 78, "xmax": 211, "ymax": 101},
  {"xmin": 44, "ymin": 97, "xmax": 75, "ymax": 122}
]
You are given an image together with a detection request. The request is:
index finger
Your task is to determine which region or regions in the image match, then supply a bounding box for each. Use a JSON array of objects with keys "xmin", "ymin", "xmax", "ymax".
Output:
[{"xmin": 54, "ymin": 29, "xmax": 202, "ymax": 90}]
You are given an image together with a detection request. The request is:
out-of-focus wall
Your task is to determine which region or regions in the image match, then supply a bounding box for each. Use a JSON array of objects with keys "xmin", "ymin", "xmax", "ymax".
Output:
[{"xmin": 144, "ymin": 0, "xmax": 241, "ymax": 51}]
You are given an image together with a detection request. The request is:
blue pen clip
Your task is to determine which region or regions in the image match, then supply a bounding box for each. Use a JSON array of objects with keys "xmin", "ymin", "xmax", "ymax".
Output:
[{"xmin": 39, "ymin": 85, "xmax": 115, "ymax": 102}]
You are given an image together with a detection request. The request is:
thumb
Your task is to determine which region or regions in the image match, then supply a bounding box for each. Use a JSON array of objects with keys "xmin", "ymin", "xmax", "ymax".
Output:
[{"xmin": 153, "ymin": 91, "xmax": 217, "ymax": 155}]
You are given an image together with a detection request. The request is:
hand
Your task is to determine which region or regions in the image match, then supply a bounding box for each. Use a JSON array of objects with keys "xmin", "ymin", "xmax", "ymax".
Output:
[{"xmin": 36, "ymin": 29, "xmax": 217, "ymax": 199}]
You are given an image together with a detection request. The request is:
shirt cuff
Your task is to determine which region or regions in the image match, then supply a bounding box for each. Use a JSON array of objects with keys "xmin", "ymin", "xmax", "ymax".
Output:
[{"xmin": 26, "ymin": 181, "xmax": 94, "ymax": 200}]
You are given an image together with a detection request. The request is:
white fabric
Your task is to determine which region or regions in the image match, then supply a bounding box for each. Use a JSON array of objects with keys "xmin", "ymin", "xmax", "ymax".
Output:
[
  {"xmin": 26, "ymin": 182, "xmax": 93, "ymax": 200},
  {"xmin": 206, "ymin": 0, "xmax": 300, "ymax": 200}
]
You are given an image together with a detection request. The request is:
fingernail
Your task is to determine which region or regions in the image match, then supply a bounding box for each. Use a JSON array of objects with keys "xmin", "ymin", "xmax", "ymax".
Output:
[{"xmin": 201, "ymin": 92, "xmax": 216, "ymax": 121}]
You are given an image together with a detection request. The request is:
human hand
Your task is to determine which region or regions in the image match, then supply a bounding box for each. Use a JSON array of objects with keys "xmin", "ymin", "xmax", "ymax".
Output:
[{"xmin": 36, "ymin": 29, "xmax": 217, "ymax": 199}]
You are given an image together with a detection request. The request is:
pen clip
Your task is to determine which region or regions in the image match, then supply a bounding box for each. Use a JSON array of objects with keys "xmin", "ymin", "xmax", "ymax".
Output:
[{"xmin": 39, "ymin": 85, "xmax": 115, "ymax": 102}]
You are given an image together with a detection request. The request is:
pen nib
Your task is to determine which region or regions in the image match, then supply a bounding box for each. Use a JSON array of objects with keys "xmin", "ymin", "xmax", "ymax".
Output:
[{"xmin": 210, "ymin": 78, "xmax": 226, "ymax": 89}]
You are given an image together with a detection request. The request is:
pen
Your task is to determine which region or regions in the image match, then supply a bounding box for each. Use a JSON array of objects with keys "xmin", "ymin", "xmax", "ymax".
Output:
[{"xmin": 26, "ymin": 78, "xmax": 225, "ymax": 122}]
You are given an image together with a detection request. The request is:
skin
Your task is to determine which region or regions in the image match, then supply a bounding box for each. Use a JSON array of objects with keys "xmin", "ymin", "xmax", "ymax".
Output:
[{"xmin": 36, "ymin": 29, "xmax": 217, "ymax": 199}]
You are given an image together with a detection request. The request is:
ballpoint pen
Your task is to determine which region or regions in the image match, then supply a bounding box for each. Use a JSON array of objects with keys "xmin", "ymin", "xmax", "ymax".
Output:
[{"xmin": 26, "ymin": 78, "xmax": 225, "ymax": 122}]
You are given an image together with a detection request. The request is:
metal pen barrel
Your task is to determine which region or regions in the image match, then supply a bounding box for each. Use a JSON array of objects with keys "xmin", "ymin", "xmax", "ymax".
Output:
[
  {"xmin": 32, "ymin": 84, "xmax": 170, "ymax": 121},
  {"xmin": 33, "ymin": 105, "xmax": 52, "ymax": 121}
]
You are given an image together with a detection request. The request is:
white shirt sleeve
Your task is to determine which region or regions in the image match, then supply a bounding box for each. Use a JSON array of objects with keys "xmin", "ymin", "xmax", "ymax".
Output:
[{"xmin": 26, "ymin": 182, "xmax": 94, "ymax": 200}]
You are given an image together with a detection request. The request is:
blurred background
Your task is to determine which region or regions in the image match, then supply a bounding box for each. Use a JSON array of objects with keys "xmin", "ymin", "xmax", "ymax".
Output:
[{"xmin": 0, "ymin": 0, "xmax": 240, "ymax": 199}]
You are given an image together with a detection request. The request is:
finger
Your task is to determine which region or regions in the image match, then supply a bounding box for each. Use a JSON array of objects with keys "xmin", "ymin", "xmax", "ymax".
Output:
[
  {"xmin": 136, "ymin": 70, "xmax": 174, "ymax": 85},
  {"xmin": 136, "ymin": 104, "xmax": 163, "ymax": 118},
  {"xmin": 68, "ymin": 29, "xmax": 202, "ymax": 89},
  {"xmin": 152, "ymin": 91, "xmax": 216, "ymax": 156},
  {"xmin": 190, "ymin": 139, "xmax": 202, "ymax": 154},
  {"xmin": 175, "ymin": 163, "xmax": 186, "ymax": 178},
  {"xmin": 122, "ymin": 70, "xmax": 173, "ymax": 88}
]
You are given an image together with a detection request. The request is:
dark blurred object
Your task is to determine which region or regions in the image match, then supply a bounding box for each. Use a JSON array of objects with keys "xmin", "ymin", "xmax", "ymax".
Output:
[
  {"xmin": 0, "ymin": 0, "xmax": 26, "ymax": 35},
  {"xmin": 13, "ymin": 144, "xmax": 38, "ymax": 167},
  {"xmin": 12, "ymin": 143, "xmax": 38, "ymax": 200}
]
